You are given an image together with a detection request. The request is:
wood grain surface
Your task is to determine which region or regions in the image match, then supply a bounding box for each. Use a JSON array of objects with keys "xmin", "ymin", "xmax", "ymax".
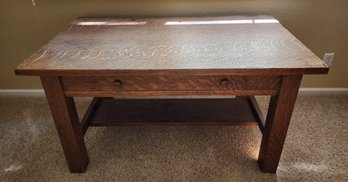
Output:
[
  {"xmin": 15, "ymin": 16, "xmax": 328, "ymax": 76},
  {"xmin": 60, "ymin": 75, "xmax": 281, "ymax": 92},
  {"xmin": 258, "ymin": 75, "xmax": 302, "ymax": 173},
  {"xmin": 87, "ymin": 97, "xmax": 258, "ymax": 126},
  {"xmin": 247, "ymin": 96, "xmax": 266, "ymax": 134},
  {"xmin": 40, "ymin": 76, "xmax": 89, "ymax": 173},
  {"xmin": 15, "ymin": 16, "xmax": 329, "ymax": 174}
]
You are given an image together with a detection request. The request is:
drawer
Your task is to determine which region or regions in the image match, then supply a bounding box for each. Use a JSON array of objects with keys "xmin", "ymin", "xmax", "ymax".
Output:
[{"xmin": 60, "ymin": 75, "xmax": 281, "ymax": 93}]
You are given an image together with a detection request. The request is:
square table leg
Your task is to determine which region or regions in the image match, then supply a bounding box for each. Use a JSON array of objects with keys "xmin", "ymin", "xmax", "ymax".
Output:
[
  {"xmin": 258, "ymin": 75, "xmax": 302, "ymax": 173},
  {"xmin": 41, "ymin": 76, "xmax": 89, "ymax": 173}
]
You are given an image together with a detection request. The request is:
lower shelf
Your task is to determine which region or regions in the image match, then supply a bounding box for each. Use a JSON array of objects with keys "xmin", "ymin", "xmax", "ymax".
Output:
[{"xmin": 82, "ymin": 97, "xmax": 259, "ymax": 128}]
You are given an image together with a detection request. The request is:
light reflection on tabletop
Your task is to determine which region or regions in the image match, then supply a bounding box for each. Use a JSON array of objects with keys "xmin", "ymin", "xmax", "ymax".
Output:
[{"xmin": 74, "ymin": 18, "xmax": 279, "ymax": 26}]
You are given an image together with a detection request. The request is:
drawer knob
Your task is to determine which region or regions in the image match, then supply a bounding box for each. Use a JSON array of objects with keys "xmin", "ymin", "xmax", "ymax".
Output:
[
  {"xmin": 113, "ymin": 80, "xmax": 123, "ymax": 87},
  {"xmin": 220, "ymin": 78, "xmax": 229, "ymax": 87}
]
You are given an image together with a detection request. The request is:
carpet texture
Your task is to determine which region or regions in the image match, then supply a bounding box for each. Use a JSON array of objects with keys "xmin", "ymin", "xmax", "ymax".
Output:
[{"xmin": 0, "ymin": 95, "xmax": 347, "ymax": 181}]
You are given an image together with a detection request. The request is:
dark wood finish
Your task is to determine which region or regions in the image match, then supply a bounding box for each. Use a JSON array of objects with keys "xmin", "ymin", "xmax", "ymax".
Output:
[
  {"xmin": 15, "ymin": 16, "xmax": 329, "ymax": 173},
  {"xmin": 15, "ymin": 68, "xmax": 328, "ymax": 77},
  {"xmin": 64, "ymin": 90, "xmax": 279, "ymax": 97},
  {"xmin": 15, "ymin": 16, "xmax": 328, "ymax": 76},
  {"xmin": 61, "ymin": 75, "xmax": 281, "ymax": 96},
  {"xmin": 86, "ymin": 98, "xmax": 258, "ymax": 126},
  {"xmin": 258, "ymin": 75, "xmax": 302, "ymax": 173},
  {"xmin": 40, "ymin": 76, "xmax": 89, "ymax": 173},
  {"xmin": 80, "ymin": 97, "xmax": 101, "ymax": 136},
  {"xmin": 247, "ymin": 96, "xmax": 266, "ymax": 134}
]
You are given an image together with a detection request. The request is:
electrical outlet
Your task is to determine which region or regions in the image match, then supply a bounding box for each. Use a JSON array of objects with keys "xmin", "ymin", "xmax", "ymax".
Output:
[{"xmin": 323, "ymin": 53, "xmax": 335, "ymax": 67}]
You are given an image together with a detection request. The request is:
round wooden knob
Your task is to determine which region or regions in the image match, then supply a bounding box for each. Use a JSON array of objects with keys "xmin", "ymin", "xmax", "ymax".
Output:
[
  {"xmin": 114, "ymin": 80, "xmax": 123, "ymax": 87},
  {"xmin": 220, "ymin": 78, "xmax": 229, "ymax": 87}
]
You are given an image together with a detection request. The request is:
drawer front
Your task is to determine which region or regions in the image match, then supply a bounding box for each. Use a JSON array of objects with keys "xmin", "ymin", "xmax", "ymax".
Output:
[{"xmin": 61, "ymin": 75, "xmax": 281, "ymax": 93}]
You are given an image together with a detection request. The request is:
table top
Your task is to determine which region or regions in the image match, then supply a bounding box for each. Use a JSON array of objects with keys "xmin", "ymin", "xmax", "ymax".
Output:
[{"xmin": 15, "ymin": 16, "xmax": 328, "ymax": 76}]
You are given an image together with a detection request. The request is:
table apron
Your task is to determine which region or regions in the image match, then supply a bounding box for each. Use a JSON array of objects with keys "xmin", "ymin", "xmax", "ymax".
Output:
[{"xmin": 60, "ymin": 75, "xmax": 281, "ymax": 97}]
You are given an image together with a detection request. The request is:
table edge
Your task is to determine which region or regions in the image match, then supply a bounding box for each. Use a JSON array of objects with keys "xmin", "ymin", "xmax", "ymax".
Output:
[{"xmin": 14, "ymin": 67, "xmax": 329, "ymax": 76}]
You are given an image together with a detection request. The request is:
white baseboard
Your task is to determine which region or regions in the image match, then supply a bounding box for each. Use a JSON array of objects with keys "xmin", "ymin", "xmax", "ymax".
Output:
[
  {"xmin": 0, "ymin": 89, "xmax": 45, "ymax": 96},
  {"xmin": 298, "ymin": 88, "xmax": 348, "ymax": 95},
  {"xmin": 0, "ymin": 88, "xmax": 347, "ymax": 96}
]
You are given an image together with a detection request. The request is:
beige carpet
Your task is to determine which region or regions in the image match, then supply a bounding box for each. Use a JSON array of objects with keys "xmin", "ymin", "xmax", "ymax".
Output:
[{"xmin": 0, "ymin": 95, "xmax": 347, "ymax": 181}]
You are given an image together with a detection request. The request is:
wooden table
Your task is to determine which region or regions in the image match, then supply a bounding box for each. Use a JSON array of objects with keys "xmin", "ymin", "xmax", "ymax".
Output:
[{"xmin": 15, "ymin": 16, "xmax": 329, "ymax": 173}]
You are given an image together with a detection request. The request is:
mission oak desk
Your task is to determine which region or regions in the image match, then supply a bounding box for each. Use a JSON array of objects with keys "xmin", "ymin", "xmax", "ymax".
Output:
[{"xmin": 15, "ymin": 16, "xmax": 329, "ymax": 173}]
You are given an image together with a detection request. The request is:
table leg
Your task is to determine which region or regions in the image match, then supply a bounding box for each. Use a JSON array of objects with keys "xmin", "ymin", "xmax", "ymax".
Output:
[
  {"xmin": 258, "ymin": 75, "xmax": 302, "ymax": 173},
  {"xmin": 41, "ymin": 76, "xmax": 89, "ymax": 173}
]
